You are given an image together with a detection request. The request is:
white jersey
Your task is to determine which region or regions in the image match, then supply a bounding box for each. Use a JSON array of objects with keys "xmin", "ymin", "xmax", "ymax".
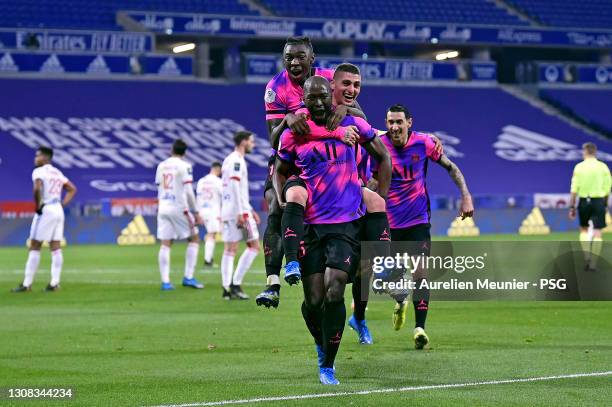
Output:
[
  {"xmin": 155, "ymin": 156, "xmax": 194, "ymax": 213},
  {"xmin": 196, "ymin": 173, "xmax": 222, "ymax": 217},
  {"xmin": 32, "ymin": 164, "xmax": 68, "ymax": 205},
  {"xmin": 221, "ymin": 151, "xmax": 252, "ymax": 221}
]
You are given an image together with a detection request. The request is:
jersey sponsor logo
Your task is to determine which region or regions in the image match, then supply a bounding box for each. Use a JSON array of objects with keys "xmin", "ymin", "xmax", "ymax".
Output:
[
  {"xmin": 234, "ymin": 162, "xmax": 240, "ymax": 171},
  {"xmin": 264, "ymin": 88, "xmax": 276, "ymax": 103},
  {"xmin": 494, "ymin": 125, "xmax": 612, "ymax": 162}
]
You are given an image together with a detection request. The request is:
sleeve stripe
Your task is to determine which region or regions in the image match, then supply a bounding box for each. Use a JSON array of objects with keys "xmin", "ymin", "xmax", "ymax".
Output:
[
  {"xmin": 230, "ymin": 176, "xmax": 241, "ymax": 181},
  {"xmin": 183, "ymin": 181, "xmax": 193, "ymax": 184},
  {"xmin": 266, "ymin": 109, "xmax": 288, "ymax": 114}
]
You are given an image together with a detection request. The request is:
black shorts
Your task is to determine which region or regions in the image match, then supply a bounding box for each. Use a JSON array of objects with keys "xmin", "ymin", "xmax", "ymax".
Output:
[
  {"xmin": 263, "ymin": 155, "xmax": 276, "ymax": 193},
  {"xmin": 281, "ymin": 176, "xmax": 307, "ymax": 201},
  {"xmin": 578, "ymin": 197, "xmax": 607, "ymax": 229},
  {"xmin": 391, "ymin": 223, "xmax": 431, "ymax": 256},
  {"xmin": 299, "ymin": 219, "xmax": 362, "ymax": 278}
]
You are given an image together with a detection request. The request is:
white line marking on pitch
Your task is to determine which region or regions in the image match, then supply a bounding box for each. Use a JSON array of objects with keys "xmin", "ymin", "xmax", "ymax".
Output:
[{"xmin": 145, "ymin": 371, "xmax": 612, "ymax": 407}]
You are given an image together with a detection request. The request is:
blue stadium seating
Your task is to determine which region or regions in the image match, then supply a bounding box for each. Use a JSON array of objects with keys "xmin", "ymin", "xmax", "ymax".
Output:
[
  {"xmin": 0, "ymin": 0, "xmax": 258, "ymax": 30},
  {"xmin": 259, "ymin": 0, "xmax": 529, "ymax": 26},
  {"xmin": 507, "ymin": 0, "xmax": 612, "ymax": 29},
  {"xmin": 541, "ymin": 88, "xmax": 612, "ymax": 133}
]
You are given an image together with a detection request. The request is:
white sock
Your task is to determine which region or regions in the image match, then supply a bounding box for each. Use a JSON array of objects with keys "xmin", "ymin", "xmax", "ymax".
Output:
[
  {"xmin": 23, "ymin": 250, "xmax": 41, "ymax": 287},
  {"xmin": 204, "ymin": 238, "xmax": 216, "ymax": 263},
  {"xmin": 221, "ymin": 252, "xmax": 235, "ymax": 291},
  {"xmin": 158, "ymin": 246, "xmax": 171, "ymax": 283},
  {"xmin": 232, "ymin": 248, "xmax": 258, "ymax": 286},
  {"xmin": 184, "ymin": 242, "xmax": 199, "ymax": 279},
  {"xmin": 50, "ymin": 249, "xmax": 63, "ymax": 286}
]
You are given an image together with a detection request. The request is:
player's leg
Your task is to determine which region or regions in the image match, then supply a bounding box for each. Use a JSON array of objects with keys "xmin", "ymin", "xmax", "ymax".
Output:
[
  {"xmin": 156, "ymin": 211, "xmax": 175, "ymax": 290},
  {"xmin": 46, "ymin": 240, "xmax": 63, "ymax": 291},
  {"xmin": 231, "ymin": 214, "xmax": 260, "ymax": 299},
  {"xmin": 348, "ymin": 264, "xmax": 373, "ymax": 345},
  {"xmin": 587, "ymin": 198, "xmax": 606, "ymax": 270},
  {"xmin": 255, "ymin": 187, "xmax": 284, "ymax": 307},
  {"xmin": 408, "ymin": 224, "xmax": 432, "ymax": 349},
  {"xmin": 282, "ymin": 179, "xmax": 308, "ymax": 285},
  {"xmin": 13, "ymin": 212, "xmax": 48, "ymax": 292},
  {"xmin": 577, "ymin": 198, "xmax": 593, "ymax": 265},
  {"xmin": 180, "ymin": 212, "xmax": 203, "ymax": 289},
  {"xmin": 221, "ymin": 220, "xmax": 241, "ymax": 299},
  {"xmin": 203, "ymin": 215, "xmax": 220, "ymax": 267}
]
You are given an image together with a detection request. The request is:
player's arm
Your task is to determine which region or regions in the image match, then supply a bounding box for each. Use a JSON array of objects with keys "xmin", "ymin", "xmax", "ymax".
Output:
[
  {"xmin": 61, "ymin": 181, "xmax": 77, "ymax": 207},
  {"xmin": 326, "ymin": 101, "xmax": 367, "ymax": 131},
  {"xmin": 268, "ymin": 115, "xmax": 309, "ymax": 150},
  {"xmin": 569, "ymin": 166, "xmax": 580, "ymax": 219},
  {"xmin": 33, "ymin": 179, "xmax": 44, "ymax": 215},
  {"xmin": 362, "ymin": 137, "xmax": 391, "ymax": 199},
  {"xmin": 427, "ymin": 133, "xmax": 444, "ymax": 155},
  {"xmin": 435, "ymin": 156, "xmax": 474, "ymax": 219}
]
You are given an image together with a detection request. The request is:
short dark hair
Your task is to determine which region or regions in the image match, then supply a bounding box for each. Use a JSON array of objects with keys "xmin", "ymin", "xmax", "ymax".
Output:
[
  {"xmin": 285, "ymin": 36, "xmax": 313, "ymax": 52},
  {"xmin": 387, "ymin": 104, "xmax": 412, "ymax": 119},
  {"xmin": 234, "ymin": 131, "xmax": 253, "ymax": 146},
  {"xmin": 211, "ymin": 161, "xmax": 222, "ymax": 168},
  {"xmin": 583, "ymin": 142, "xmax": 597, "ymax": 155},
  {"xmin": 37, "ymin": 146, "xmax": 53, "ymax": 159},
  {"xmin": 334, "ymin": 63, "xmax": 360, "ymax": 78},
  {"xmin": 172, "ymin": 139, "xmax": 188, "ymax": 155}
]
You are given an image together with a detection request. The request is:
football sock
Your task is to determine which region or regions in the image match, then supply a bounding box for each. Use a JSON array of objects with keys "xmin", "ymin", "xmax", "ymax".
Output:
[
  {"xmin": 184, "ymin": 242, "xmax": 199, "ymax": 279},
  {"xmin": 232, "ymin": 248, "xmax": 258, "ymax": 285},
  {"xmin": 352, "ymin": 275, "xmax": 367, "ymax": 321},
  {"xmin": 321, "ymin": 299, "xmax": 346, "ymax": 368},
  {"xmin": 158, "ymin": 246, "xmax": 171, "ymax": 284},
  {"xmin": 301, "ymin": 301, "xmax": 323, "ymax": 346},
  {"xmin": 50, "ymin": 249, "xmax": 63, "ymax": 286},
  {"xmin": 221, "ymin": 251, "xmax": 235, "ymax": 291},
  {"xmin": 23, "ymin": 249, "xmax": 41, "ymax": 287},
  {"xmin": 413, "ymin": 278, "xmax": 430, "ymax": 329},
  {"xmin": 204, "ymin": 238, "xmax": 215, "ymax": 263},
  {"xmin": 282, "ymin": 202, "xmax": 305, "ymax": 263},
  {"xmin": 263, "ymin": 213, "xmax": 283, "ymax": 282}
]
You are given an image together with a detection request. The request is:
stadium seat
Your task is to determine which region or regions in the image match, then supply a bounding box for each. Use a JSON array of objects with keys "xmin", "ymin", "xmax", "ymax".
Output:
[{"xmin": 506, "ymin": 0, "xmax": 612, "ymax": 29}]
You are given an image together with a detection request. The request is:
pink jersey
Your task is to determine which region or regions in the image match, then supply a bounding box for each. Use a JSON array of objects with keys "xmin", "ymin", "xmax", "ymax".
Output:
[{"xmin": 264, "ymin": 68, "xmax": 335, "ymax": 121}]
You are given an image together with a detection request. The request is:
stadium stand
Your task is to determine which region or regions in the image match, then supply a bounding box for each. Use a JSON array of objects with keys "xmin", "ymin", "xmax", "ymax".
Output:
[
  {"xmin": 540, "ymin": 88, "xmax": 612, "ymax": 134},
  {"xmin": 507, "ymin": 0, "xmax": 612, "ymax": 29},
  {"xmin": 259, "ymin": 0, "xmax": 529, "ymax": 25},
  {"xmin": 0, "ymin": 0, "xmax": 259, "ymax": 30}
]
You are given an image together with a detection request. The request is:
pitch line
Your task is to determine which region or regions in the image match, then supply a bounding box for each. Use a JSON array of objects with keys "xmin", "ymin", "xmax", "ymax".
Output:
[{"xmin": 146, "ymin": 370, "xmax": 612, "ymax": 407}]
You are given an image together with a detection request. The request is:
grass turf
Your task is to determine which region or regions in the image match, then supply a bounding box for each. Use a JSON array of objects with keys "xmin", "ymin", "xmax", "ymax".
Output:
[{"xmin": 0, "ymin": 233, "xmax": 611, "ymax": 406}]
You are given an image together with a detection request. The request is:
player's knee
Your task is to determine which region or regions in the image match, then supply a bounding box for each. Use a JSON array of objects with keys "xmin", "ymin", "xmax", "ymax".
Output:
[
  {"xmin": 305, "ymin": 292, "xmax": 324, "ymax": 309},
  {"xmin": 246, "ymin": 240, "xmax": 260, "ymax": 252},
  {"xmin": 49, "ymin": 241, "xmax": 61, "ymax": 251},
  {"xmin": 30, "ymin": 240, "xmax": 42, "ymax": 251},
  {"xmin": 189, "ymin": 235, "xmax": 200, "ymax": 243},
  {"xmin": 364, "ymin": 190, "xmax": 386, "ymax": 212},
  {"xmin": 286, "ymin": 186, "xmax": 308, "ymax": 207},
  {"xmin": 265, "ymin": 189, "xmax": 281, "ymax": 215},
  {"xmin": 325, "ymin": 280, "xmax": 346, "ymax": 303}
]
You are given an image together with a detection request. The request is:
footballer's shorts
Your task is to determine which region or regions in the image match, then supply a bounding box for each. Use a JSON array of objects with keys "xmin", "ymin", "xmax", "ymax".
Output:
[
  {"xmin": 391, "ymin": 223, "xmax": 432, "ymax": 256},
  {"xmin": 222, "ymin": 212, "xmax": 260, "ymax": 243},
  {"xmin": 578, "ymin": 197, "xmax": 607, "ymax": 229},
  {"xmin": 299, "ymin": 219, "xmax": 362, "ymax": 279},
  {"xmin": 157, "ymin": 208, "xmax": 198, "ymax": 240},
  {"xmin": 281, "ymin": 176, "xmax": 307, "ymax": 200},
  {"xmin": 29, "ymin": 204, "xmax": 64, "ymax": 242},
  {"xmin": 200, "ymin": 213, "xmax": 221, "ymax": 234},
  {"xmin": 264, "ymin": 155, "xmax": 276, "ymax": 193}
]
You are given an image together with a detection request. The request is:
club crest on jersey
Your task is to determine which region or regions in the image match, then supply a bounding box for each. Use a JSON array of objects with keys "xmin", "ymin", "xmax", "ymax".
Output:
[
  {"xmin": 411, "ymin": 153, "xmax": 420, "ymax": 162},
  {"xmin": 265, "ymin": 88, "xmax": 276, "ymax": 103},
  {"xmin": 234, "ymin": 163, "xmax": 240, "ymax": 171}
]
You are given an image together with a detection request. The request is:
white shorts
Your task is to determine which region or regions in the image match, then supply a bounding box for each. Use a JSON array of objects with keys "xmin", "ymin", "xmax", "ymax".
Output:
[
  {"xmin": 29, "ymin": 204, "xmax": 64, "ymax": 242},
  {"xmin": 222, "ymin": 213, "xmax": 259, "ymax": 243},
  {"xmin": 200, "ymin": 213, "xmax": 221, "ymax": 234},
  {"xmin": 157, "ymin": 209, "xmax": 198, "ymax": 241}
]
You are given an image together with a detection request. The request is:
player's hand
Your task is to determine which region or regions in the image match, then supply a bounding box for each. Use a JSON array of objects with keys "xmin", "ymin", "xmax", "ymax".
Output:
[
  {"xmin": 429, "ymin": 133, "xmax": 444, "ymax": 155},
  {"xmin": 194, "ymin": 213, "xmax": 204, "ymax": 226},
  {"xmin": 326, "ymin": 105, "xmax": 348, "ymax": 131},
  {"xmin": 342, "ymin": 125, "xmax": 359, "ymax": 146},
  {"xmin": 568, "ymin": 207, "xmax": 576, "ymax": 220},
  {"xmin": 237, "ymin": 213, "xmax": 247, "ymax": 228},
  {"xmin": 286, "ymin": 113, "xmax": 309, "ymax": 136},
  {"xmin": 459, "ymin": 194, "xmax": 474, "ymax": 219},
  {"xmin": 252, "ymin": 211, "xmax": 261, "ymax": 225}
]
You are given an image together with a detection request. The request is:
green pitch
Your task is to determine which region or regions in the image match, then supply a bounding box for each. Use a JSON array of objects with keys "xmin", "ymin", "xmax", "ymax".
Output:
[{"xmin": 1, "ymin": 233, "xmax": 611, "ymax": 406}]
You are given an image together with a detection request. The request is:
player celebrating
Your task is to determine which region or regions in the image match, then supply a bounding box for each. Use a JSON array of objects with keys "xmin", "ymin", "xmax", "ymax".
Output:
[
  {"xmin": 155, "ymin": 139, "xmax": 204, "ymax": 291},
  {"xmin": 371, "ymin": 104, "xmax": 473, "ymax": 349},
  {"xmin": 221, "ymin": 131, "xmax": 261, "ymax": 300},
  {"xmin": 12, "ymin": 147, "xmax": 77, "ymax": 292},
  {"xmin": 256, "ymin": 36, "xmax": 363, "ymax": 308},
  {"xmin": 196, "ymin": 162, "xmax": 223, "ymax": 267},
  {"xmin": 276, "ymin": 76, "xmax": 391, "ymax": 384},
  {"xmin": 569, "ymin": 142, "xmax": 611, "ymax": 271}
]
